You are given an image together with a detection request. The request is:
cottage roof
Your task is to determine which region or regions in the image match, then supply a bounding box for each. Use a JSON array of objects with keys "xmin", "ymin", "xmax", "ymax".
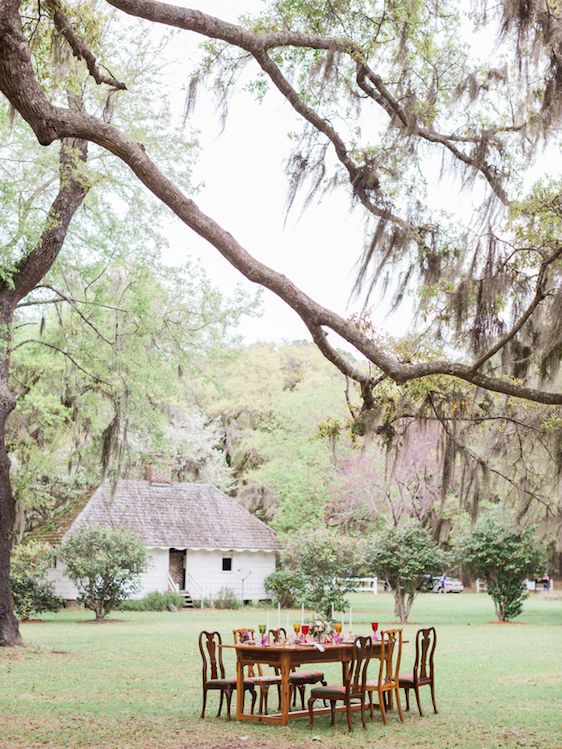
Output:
[{"xmin": 49, "ymin": 480, "xmax": 280, "ymax": 551}]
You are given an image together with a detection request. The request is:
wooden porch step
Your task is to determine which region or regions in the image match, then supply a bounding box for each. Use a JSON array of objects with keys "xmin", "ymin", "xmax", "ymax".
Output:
[{"xmin": 178, "ymin": 590, "xmax": 195, "ymax": 609}]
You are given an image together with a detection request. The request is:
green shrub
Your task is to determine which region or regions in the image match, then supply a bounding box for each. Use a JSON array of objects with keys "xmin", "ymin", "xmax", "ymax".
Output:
[
  {"xmin": 283, "ymin": 528, "xmax": 367, "ymax": 617},
  {"xmin": 10, "ymin": 541, "xmax": 61, "ymax": 620},
  {"xmin": 459, "ymin": 509, "xmax": 545, "ymax": 621},
  {"xmin": 369, "ymin": 520, "xmax": 449, "ymax": 623},
  {"xmin": 61, "ymin": 525, "xmax": 148, "ymax": 620},
  {"xmin": 212, "ymin": 586, "xmax": 241, "ymax": 609},
  {"xmin": 119, "ymin": 591, "xmax": 185, "ymax": 611},
  {"xmin": 265, "ymin": 568, "xmax": 302, "ymax": 608}
]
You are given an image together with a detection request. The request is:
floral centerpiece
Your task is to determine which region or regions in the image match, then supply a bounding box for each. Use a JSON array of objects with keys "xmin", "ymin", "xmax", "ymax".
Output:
[{"xmin": 309, "ymin": 616, "xmax": 335, "ymax": 643}]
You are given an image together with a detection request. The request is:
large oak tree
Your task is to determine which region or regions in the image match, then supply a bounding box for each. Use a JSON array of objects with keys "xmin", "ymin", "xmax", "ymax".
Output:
[{"xmin": 0, "ymin": 0, "xmax": 561, "ymax": 644}]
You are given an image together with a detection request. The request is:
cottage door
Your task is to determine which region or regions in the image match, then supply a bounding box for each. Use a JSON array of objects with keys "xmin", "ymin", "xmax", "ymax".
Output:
[{"xmin": 169, "ymin": 549, "xmax": 186, "ymax": 591}]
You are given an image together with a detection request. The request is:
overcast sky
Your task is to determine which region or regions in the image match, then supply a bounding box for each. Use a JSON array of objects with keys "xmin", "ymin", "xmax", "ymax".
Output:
[
  {"xmin": 157, "ymin": 1, "xmax": 561, "ymax": 348},
  {"xmin": 158, "ymin": 0, "xmax": 412, "ymax": 346}
]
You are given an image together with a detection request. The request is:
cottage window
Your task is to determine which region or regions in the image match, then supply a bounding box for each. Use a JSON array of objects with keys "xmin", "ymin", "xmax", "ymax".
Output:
[{"xmin": 222, "ymin": 557, "xmax": 232, "ymax": 572}]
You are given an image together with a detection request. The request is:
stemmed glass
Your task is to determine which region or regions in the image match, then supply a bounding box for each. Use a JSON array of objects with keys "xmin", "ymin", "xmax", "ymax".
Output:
[
  {"xmin": 293, "ymin": 623, "xmax": 301, "ymax": 637},
  {"xmin": 301, "ymin": 624, "xmax": 309, "ymax": 642},
  {"xmin": 258, "ymin": 624, "xmax": 266, "ymax": 635},
  {"xmin": 334, "ymin": 622, "xmax": 343, "ymax": 635},
  {"xmin": 371, "ymin": 622, "xmax": 379, "ymax": 639}
]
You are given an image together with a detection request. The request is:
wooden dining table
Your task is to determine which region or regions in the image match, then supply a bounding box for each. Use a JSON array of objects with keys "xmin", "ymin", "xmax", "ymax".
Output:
[{"xmin": 224, "ymin": 640, "xmax": 384, "ymax": 725}]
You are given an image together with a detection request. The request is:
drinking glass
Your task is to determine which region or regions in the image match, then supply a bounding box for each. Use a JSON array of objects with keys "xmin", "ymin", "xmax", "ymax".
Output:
[
  {"xmin": 334, "ymin": 622, "xmax": 343, "ymax": 635},
  {"xmin": 293, "ymin": 623, "xmax": 301, "ymax": 636},
  {"xmin": 301, "ymin": 624, "xmax": 309, "ymax": 639},
  {"xmin": 258, "ymin": 624, "xmax": 266, "ymax": 636},
  {"xmin": 371, "ymin": 622, "xmax": 379, "ymax": 635}
]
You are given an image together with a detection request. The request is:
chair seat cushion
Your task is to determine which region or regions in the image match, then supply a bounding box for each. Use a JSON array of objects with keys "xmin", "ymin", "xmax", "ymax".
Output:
[
  {"xmin": 247, "ymin": 675, "xmax": 282, "ymax": 685},
  {"xmin": 290, "ymin": 670, "xmax": 325, "ymax": 683},
  {"xmin": 399, "ymin": 674, "xmax": 431, "ymax": 685},
  {"xmin": 310, "ymin": 685, "xmax": 347, "ymax": 699},
  {"xmin": 206, "ymin": 677, "xmax": 255, "ymax": 689},
  {"xmin": 206, "ymin": 677, "xmax": 236, "ymax": 688}
]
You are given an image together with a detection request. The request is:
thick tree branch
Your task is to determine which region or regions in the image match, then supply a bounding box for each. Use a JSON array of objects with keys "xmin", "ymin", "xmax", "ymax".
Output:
[
  {"xmin": 305, "ymin": 324, "xmax": 375, "ymax": 386},
  {"xmin": 107, "ymin": 0, "xmax": 514, "ymax": 206},
  {"xmin": 9, "ymin": 138, "xmax": 89, "ymax": 304},
  {"xmin": 45, "ymin": 0, "xmax": 127, "ymax": 91},
  {"xmin": 253, "ymin": 50, "xmax": 413, "ymax": 233},
  {"xmin": 2, "ymin": 2, "xmax": 562, "ymax": 404},
  {"xmin": 356, "ymin": 65, "xmax": 510, "ymax": 205}
]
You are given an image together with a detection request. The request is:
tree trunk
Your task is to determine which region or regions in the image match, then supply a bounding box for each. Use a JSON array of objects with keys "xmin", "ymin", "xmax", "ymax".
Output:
[
  {"xmin": 0, "ymin": 136, "xmax": 88, "ymax": 647},
  {"xmin": 94, "ymin": 600, "xmax": 107, "ymax": 621},
  {"xmin": 393, "ymin": 589, "xmax": 409, "ymax": 623},
  {"xmin": 0, "ymin": 298, "xmax": 22, "ymax": 646}
]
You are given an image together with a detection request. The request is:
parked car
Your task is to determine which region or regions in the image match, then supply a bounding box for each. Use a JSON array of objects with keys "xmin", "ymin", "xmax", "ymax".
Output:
[{"xmin": 432, "ymin": 576, "xmax": 464, "ymax": 593}]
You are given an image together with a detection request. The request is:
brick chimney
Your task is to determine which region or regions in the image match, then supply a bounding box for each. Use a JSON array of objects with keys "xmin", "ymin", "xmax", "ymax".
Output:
[{"xmin": 145, "ymin": 455, "xmax": 172, "ymax": 485}]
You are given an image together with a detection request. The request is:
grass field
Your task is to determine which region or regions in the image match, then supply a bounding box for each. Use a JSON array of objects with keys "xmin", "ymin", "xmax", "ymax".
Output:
[{"xmin": 1, "ymin": 592, "xmax": 561, "ymax": 749}]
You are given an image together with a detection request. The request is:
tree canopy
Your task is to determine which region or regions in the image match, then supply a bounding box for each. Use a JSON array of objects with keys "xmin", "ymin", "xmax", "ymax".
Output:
[{"xmin": 0, "ymin": 0, "xmax": 561, "ymax": 405}]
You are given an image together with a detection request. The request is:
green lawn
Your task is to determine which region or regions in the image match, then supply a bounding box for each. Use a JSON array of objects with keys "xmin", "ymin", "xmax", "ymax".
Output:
[{"xmin": 1, "ymin": 592, "xmax": 561, "ymax": 749}]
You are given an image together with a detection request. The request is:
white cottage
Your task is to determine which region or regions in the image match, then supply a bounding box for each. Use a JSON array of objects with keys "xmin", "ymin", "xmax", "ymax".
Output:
[{"xmin": 46, "ymin": 478, "xmax": 280, "ymax": 605}]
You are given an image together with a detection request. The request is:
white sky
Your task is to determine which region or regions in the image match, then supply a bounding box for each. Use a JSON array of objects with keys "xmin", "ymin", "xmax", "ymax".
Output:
[
  {"xmin": 157, "ymin": 1, "xmax": 561, "ymax": 347},
  {"xmin": 160, "ymin": 0, "xmax": 411, "ymax": 345}
]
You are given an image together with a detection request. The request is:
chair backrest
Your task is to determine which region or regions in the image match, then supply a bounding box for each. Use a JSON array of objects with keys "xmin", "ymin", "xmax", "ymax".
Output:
[
  {"xmin": 378, "ymin": 628, "xmax": 403, "ymax": 689},
  {"xmin": 199, "ymin": 630, "xmax": 225, "ymax": 683},
  {"xmin": 413, "ymin": 627, "xmax": 436, "ymax": 682},
  {"xmin": 233, "ymin": 627, "xmax": 255, "ymax": 644},
  {"xmin": 233, "ymin": 628, "xmax": 262, "ymax": 677},
  {"xmin": 346, "ymin": 635, "xmax": 373, "ymax": 695},
  {"xmin": 268, "ymin": 627, "xmax": 287, "ymax": 643}
]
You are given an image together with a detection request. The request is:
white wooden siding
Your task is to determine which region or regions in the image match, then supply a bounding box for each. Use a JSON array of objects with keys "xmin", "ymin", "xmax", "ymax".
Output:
[
  {"xmin": 136, "ymin": 548, "xmax": 169, "ymax": 596},
  {"xmin": 46, "ymin": 559, "xmax": 80, "ymax": 600},
  {"xmin": 185, "ymin": 549, "xmax": 276, "ymax": 600},
  {"xmin": 47, "ymin": 547, "xmax": 275, "ymax": 601}
]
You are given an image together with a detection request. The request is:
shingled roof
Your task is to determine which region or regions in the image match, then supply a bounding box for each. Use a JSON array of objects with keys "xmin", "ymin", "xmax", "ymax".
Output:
[{"xmin": 52, "ymin": 480, "xmax": 280, "ymax": 551}]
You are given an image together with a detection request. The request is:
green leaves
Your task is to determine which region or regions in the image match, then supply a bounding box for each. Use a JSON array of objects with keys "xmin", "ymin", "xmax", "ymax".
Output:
[
  {"xmin": 368, "ymin": 519, "xmax": 449, "ymax": 622},
  {"xmin": 459, "ymin": 508, "xmax": 545, "ymax": 621},
  {"xmin": 281, "ymin": 527, "xmax": 367, "ymax": 616},
  {"xmin": 10, "ymin": 541, "xmax": 61, "ymax": 620},
  {"xmin": 60, "ymin": 525, "xmax": 148, "ymax": 620}
]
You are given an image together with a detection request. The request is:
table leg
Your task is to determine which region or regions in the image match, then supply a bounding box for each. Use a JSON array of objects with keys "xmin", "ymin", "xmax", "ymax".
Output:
[
  {"xmin": 236, "ymin": 657, "xmax": 244, "ymax": 720},
  {"xmin": 280, "ymin": 653, "xmax": 291, "ymax": 726}
]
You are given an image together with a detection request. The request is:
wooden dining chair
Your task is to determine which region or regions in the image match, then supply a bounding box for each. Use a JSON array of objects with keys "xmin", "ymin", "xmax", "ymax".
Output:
[
  {"xmin": 199, "ymin": 630, "xmax": 257, "ymax": 720},
  {"xmin": 307, "ymin": 635, "xmax": 372, "ymax": 731},
  {"xmin": 365, "ymin": 628, "xmax": 405, "ymax": 724},
  {"xmin": 268, "ymin": 627, "xmax": 287, "ymax": 643},
  {"xmin": 399, "ymin": 626, "xmax": 437, "ymax": 716},
  {"xmin": 233, "ymin": 627, "xmax": 281, "ymax": 714},
  {"xmin": 267, "ymin": 627, "xmax": 326, "ymax": 708}
]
